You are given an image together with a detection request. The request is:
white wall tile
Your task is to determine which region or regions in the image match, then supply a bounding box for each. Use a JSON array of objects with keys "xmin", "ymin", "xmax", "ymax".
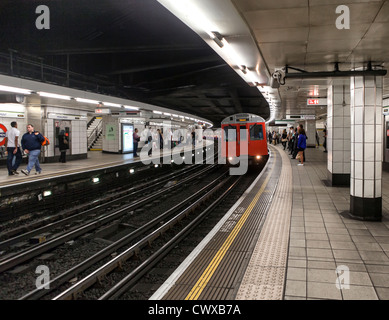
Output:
[
  {"xmin": 343, "ymin": 162, "xmax": 351, "ymax": 174},
  {"xmin": 364, "ymin": 107, "xmax": 375, "ymax": 125},
  {"xmin": 364, "ymin": 125, "xmax": 375, "ymax": 143},
  {"xmin": 376, "ymin": 179, "xmax": 382, "ymax": 198},
  {"xmin": 365, "ymin": 88, "xmax": 376, "ymax": 106},
  {"xmin": 354, "ymin": 179, "xmax": 363, "ymax": 198},
  {"xmin": 364, "ymin": 143, "xmax": 375, "ymax": 161},
  {"xmin": 350, "ymin": 178, "xmax": 354, "ymax": 195},
  {"xmin": 364, "ymin": 180, "xmax": 375, "ymax": 198},
  {"xmin": 355, "ymin": 161, "xmax": 363, "ymax": 179},
  {"xmin": 364, "ymin": 161, "xmax": 374, "ymax": 180},
  {"xmin": 355, "ymin": 125, "xmax": 363, "ymax": 142},
  {"xmin": 375, "ymin": 161, "xmax": 382, "ymax": 180}
]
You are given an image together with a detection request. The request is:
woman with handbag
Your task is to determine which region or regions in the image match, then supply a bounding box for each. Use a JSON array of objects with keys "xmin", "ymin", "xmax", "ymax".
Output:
[{"xmin": 281, "ymin": 129, "xmax": 288, "ymax": 150}]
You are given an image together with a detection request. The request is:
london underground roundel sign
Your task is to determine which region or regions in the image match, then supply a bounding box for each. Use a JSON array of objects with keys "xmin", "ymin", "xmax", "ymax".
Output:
[{"xmin": 0, "ymin": 124, "xmax": 7, "ymax": 146}]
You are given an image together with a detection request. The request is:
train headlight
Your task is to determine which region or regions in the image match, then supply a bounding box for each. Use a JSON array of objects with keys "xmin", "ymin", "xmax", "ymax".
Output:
[
  {"xmin": 229, "ymin": 157, "xmax": 234, "ymax": 161},
  {"xmin": 256, "ymin": 156, "xmax": 261, "ymax": 160}
]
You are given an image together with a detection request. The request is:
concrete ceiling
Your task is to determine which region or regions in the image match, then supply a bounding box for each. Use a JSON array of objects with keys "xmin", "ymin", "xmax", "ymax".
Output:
[
  {"xmin": 232, "ymin": 0, "xmax": 389, "ymax": 120},
  {"xmin": 0, "ymin": 0, "xmax": 388, "ymax": 126},
  {"xmin": 0, "ymin": 0, "xmax": 270, "ymax": 127}
]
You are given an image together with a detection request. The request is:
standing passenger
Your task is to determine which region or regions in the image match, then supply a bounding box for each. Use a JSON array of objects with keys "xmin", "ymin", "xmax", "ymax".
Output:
[
  {"xmin": 297, "ymin": 127, "xmax": 307, "ymax": 166},
  {"xmin": 5, "ymin": 121, "xmax": 22, "ymax": 176},
  {"xmin": 281, "ymin": 129, "xmax": 288, "ymax": 150},
  {"xmin": 58, "ymin": 130, "xmax": 69, "ymax": 163},
  {"xmin": 21, "ymin": 124, "xmax": 44, "ymax": 175},
  {"xmin": 133, "ymin": 128, "xmax": 140, "ymax": 157}
]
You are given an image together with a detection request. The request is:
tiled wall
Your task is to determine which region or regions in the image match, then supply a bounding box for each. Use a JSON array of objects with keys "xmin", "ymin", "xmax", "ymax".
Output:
[
  {"xmin": 350, "ymin": 76, "xmax": 383, "ymax": 199},
  {"xmin": 43, "ymin": 107, "xmax": 87, "ymax": 158},
  {"xmin": 327, "ymin": 83, "xmax": 351, "ymax": 175}
]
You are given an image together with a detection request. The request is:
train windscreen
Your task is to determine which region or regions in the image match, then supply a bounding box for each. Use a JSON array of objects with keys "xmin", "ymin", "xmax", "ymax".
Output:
[
  {"xmin": 224, "ymin": 126, "xmax": 237, "ymax": 141},
  {"xmin": 250, "ymin": 124, "xmax": 264, "ymax": 141}
]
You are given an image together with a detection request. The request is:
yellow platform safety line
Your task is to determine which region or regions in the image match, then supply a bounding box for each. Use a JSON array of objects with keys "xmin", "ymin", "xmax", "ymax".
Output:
[{"xmin": 185, "ymin": 152, "xmax": 276, "ymax": 300}]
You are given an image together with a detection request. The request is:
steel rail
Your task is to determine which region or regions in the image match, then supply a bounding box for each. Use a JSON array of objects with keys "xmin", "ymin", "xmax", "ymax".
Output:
[
  {"xmin": 0, "ymin": 163, "xmax": 203, "ymax": 250},
  {"xmin": 19, "ymin": 169, "xmax": 227, "ymax": 300},
  {"xmin": 99, "ymin": 176, "xmax": 242, "ymax": 300},
  {"xmin": 52, "ymin": 172, "xmax": 233, "ymax": 300},
  {"xmin": 0, "ymin": 164, "xmax": 218, "ymax": 274}
]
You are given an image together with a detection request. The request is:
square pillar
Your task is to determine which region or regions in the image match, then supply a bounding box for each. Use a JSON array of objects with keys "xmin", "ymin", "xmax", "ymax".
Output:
[
  {"xmin": 327, "ymin": 82, "xmax": 351, "ymax": 186},
  {"xmin": 350, "ymin": 75, "xmax": 383, "ymax": 221}
]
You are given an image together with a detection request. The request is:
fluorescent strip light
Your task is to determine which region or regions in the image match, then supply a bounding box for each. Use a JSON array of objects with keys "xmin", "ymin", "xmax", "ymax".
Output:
[
  {"xmin": 153, "ymin": 111, "xmax": 163, "ymax": 114},
  {"xmin": 0, "ymin": 85, "xmax": 32, "ymax": 95},
  {"xmin": 76, "ymin": 98, "xmax": 100, "ymax": 104},
  {"xmin": 164, "ymin": 113, "xmax": 171, "ymax": 116},
  {"xmin": 123, "ymin": 105, "xmax": 139, "ymax": 110},
  {"xmin": 39, "ymin": 92, "xmax": 71, "ymax": 100},
  {"xmin": 221, "ymin": 38, "xmax": 245, "ymax": 69},
  {"xmin": 103, "ymin": 102, "xmax": 121, "ymax": 108}
]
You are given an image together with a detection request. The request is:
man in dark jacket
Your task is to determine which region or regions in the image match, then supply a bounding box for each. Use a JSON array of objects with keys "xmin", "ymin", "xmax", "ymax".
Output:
[{"xmin": 21, "ymin": 124, "xmax": 45, "ymax": 175}]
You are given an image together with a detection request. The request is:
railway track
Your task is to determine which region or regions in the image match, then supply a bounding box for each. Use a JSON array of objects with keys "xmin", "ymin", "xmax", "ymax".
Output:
[{"xmin": 0, "ymin": 164, "xmax": 220, "ymax": 275}]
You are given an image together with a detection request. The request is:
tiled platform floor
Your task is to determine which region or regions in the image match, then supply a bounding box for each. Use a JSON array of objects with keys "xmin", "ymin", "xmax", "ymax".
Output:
[{"xmin": 283, "ymin": 145, "xmax": 389, "ymax": 300}]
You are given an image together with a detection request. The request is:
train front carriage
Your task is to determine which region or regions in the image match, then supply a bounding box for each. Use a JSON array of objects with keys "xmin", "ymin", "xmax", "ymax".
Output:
[{"xmin": 221, "ymin": 114, "xmax": 269, "ymax": 165}]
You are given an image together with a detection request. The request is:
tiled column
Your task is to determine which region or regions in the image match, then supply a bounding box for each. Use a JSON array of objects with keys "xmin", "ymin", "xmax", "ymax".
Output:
[
  {"xmin": 327, "ymin": 82, "xmax": 351, "ymax": 186},
  {"xmin": 350, "ymin": 75, "xmax": 383, "ymax": 221},
  {"xmin": 305, "ymin": 120, "xmax": 316, "ymax": 148}
]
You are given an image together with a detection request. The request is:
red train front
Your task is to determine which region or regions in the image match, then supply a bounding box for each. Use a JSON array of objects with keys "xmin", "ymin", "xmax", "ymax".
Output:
[{"xmin": 221, "ymin": 113, "xmax": 269, "ymax": 165}]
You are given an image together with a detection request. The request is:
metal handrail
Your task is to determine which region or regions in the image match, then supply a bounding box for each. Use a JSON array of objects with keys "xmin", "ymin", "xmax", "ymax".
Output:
[{"xmin": 88, "ymin": 120, "xmax": 103, "ymax": 149}]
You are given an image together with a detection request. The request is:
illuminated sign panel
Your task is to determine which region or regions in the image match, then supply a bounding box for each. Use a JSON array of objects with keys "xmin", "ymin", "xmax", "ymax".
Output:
[{"xmin": 307, "ymin": 98, "xmax": 327, "ymax": 106}]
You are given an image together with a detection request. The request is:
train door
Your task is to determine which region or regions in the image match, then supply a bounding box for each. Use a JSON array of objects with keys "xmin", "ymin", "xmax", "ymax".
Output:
[
  {"xmin": 249, "ymin": 123, "xmax": 266, "ymax": 156},
  {"xmin": 54, "ymin": 120, "xmax": 72, "ymax": 157},
  {"xmin": 238, "ymin": 125, "xmax": 248, "ymax": 157},
  {"xmin": 223, "ymin": 125, "xmax": 237, "ymax": 158}
]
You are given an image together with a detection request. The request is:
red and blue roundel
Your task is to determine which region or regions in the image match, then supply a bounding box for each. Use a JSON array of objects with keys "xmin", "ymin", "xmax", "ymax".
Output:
[{"xmin": 0, "ymin": 124, "xmax": 7, "ymax": 146}]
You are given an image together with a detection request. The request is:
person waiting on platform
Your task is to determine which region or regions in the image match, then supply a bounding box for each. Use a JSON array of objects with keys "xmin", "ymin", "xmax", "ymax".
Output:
[
  {"xmin": 58, "ymin": 130, "xmax": 69, "ymax": 163},
  {"xmin": 133, "ymin": 128, "xmax": 140, "ymax": 157},
  {"xmin": 21, "ymin": 124, "xmax": 45, "ymax": 176},
  {"xmin": 157, "ymin": 129, "xmax": 163, "ymax": 149},
  {"xmin": 297, "ymin": 127, "xmax": 307, "ymax": 166},
  {"xmin": 281, "ymin": 129, "xmax": 288, "ymax": 150},
  {"xmin": 5, "ymin": 121, "xmax": 22, "ymax": 176}
]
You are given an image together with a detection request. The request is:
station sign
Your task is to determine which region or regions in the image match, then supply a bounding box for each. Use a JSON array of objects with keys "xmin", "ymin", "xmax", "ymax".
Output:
[
  {"xmin": 301, "ymin": 115, "xmax": 316, "ymax": 120},
  {"xmin": 307, "ymin": 98, "xmax": 327, "ymax": 106},
  {"xmin": 95, "ymin": 108, "xmax": 111, "ymax": 114},
  {"xmin": 111, "ymin": 111, "xmax": 140, "ymax": 117},
  {"xmin": 0, "ymin": 111, "xmax": 25, "ymax": 118},
  {"xmin": 48, "ymin": 113, "xmax": 87, "ymax": 121},
  {"xmin": 383, "ymin": 107, "xmax": 389, "ymax": 116},
  {"xmin": 0, "ymin": 124, "xmax": 7, "ymax": 146}
]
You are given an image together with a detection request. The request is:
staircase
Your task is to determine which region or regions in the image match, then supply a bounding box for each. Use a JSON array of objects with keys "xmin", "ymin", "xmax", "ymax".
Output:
[
  {"xmin": 88, "ymin": 117, "xmax": 103, "ymax": 151},
  {"xmin": 90, "ymin": 134, "xmax": 103, "ymax": 150}
]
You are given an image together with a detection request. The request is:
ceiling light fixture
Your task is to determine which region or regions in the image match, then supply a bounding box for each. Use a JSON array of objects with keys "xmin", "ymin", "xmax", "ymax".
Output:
[
  {"xmin": 39, "ymin": 92, "xmax": 71, "ymax": 100},
  {"xmin": 0, "ymin": 85, "xmax": 32, "ymax": 95},
  {"xmin": 123, "ymin": 105, "xmax": 139, "ymax": 110},
  {"xmin": 103, "ymin": 102, "xmax": 121, "ymax": 108},
  {"xmin": 76, "ymin": 98, "xmax": 100, "ymax": 104}
]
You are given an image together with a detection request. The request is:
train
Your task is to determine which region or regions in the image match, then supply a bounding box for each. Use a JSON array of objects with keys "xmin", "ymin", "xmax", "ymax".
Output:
[{"xmin": 221, "ymin": 113, "xmax": 269, "ymax": 165}]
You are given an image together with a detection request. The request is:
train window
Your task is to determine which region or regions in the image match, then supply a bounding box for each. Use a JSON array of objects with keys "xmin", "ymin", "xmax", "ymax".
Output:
[
  {"xmin": 250, "ymin": 125, "xmax": 264, "ymax": 141},
  {"xmin": 224, "ymin": 126, "xmax": 237, "ymax": 142},
  {"xmin": 240, "ymin": 126, "xmax": 247, "ymax": 140}
]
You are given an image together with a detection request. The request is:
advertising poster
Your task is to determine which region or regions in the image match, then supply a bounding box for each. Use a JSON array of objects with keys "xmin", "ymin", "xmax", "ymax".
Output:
[
  {"xmin": 106, "ymin": 124, "xmax": 116, "ymax": 141},
  {"xmin": 122, "ymin": 124, "xmax": 134, "ymax": 153}
]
